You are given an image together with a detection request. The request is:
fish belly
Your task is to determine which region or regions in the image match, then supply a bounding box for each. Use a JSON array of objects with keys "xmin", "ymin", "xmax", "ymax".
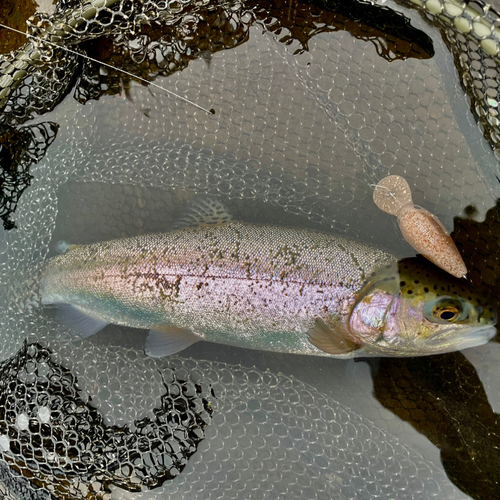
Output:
[{"xmin": 40, "ymin": 222, "xmax": 395, "ymax": 355}]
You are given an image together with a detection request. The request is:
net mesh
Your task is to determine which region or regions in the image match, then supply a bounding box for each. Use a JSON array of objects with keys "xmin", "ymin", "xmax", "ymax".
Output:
[
  {"xmin": 373, "ymin": 350, "xmax": 500, "ymax": 500},
  {"xmin": 0, "ymin": 122, "xmax": 58, "ymax": 229},
  {"xmin": 0, "ymin": 341, "xmax": 213, "ymax": 499},
  {"xmin": 0, "ymin": 336, "xmax": 461, "ymax": 500},
  {"xmin": 0, "ymin": 0, "xmax": 499, "ymax": 234},
  {"xmin": 0, "ymin": 0, "xmax": 499, "ymax": 498}
]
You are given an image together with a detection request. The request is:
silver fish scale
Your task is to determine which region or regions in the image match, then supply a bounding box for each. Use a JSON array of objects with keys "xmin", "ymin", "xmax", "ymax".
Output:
[
  {"xmin": 0, "ymin": 0, "xmax": 500, "ymax": 498},
  {"xmin": 41, "ymin": 222, "xmax": 395, "ymax": 352}
]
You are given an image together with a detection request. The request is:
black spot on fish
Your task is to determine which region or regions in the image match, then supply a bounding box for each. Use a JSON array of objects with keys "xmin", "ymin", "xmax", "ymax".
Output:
[
  {"xmin": 414, "ymin": 280, "xmax": 419, "ymax": 284},
  {"xmin": 424, "ymin": 287, "xmax": 429, "ymax": 293},
  {"xmin": 400, "ymin": 281, "xmax": 406, "ymax": 287},
  {"xmin": 407, "ymin": 290, "xmax": 413, "ymax": 294}
]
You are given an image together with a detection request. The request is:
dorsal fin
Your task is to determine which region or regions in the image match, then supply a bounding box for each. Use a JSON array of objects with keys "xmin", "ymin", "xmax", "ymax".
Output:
[{"xmin": 171, "ymin": 196, "xmax": 233, "ymax": 230}]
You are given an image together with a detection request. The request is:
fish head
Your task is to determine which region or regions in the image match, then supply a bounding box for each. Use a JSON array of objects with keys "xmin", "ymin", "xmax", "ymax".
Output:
[{"xmin": 348, "ymin": 257, "xmax": 497, "ymax": 356}]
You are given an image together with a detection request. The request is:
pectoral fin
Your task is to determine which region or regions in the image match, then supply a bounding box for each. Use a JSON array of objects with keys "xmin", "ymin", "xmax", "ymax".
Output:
[
  {"xmin": 171, "ymin": 196, "xmax": 233, "ymax": 230},
  {"xmin": 307, "ymin": 318, "xmax": 358, "ymax": 355},
  {"xmin": 144, "ymin": 325, "xmax": 201, "ymax": 357},
  {"xmin": 56, "ymin": 304, "xmax": 109, "ymax": 338}
]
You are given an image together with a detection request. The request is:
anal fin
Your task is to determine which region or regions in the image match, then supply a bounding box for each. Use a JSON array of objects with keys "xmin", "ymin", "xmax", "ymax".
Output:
[
  {"xmin": 307, "ymin": 318, "xmax": 358, "ymax": 355},
  {"xmin": 145, "ymin": 325, "xmax": 201, "ymax": 357},
  {"xmin": 56, "ymin": 304, "xmax": 109, "ymax": 338}
]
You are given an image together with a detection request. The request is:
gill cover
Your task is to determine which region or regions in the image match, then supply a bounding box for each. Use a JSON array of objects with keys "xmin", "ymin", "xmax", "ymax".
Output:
[
  {"xmin": 349, "ymin": 257, "xmax": 497, "ymax": 356},
  {"xmin": 348, "ymin": 262, "xmax": 400, "ymax": 344}
]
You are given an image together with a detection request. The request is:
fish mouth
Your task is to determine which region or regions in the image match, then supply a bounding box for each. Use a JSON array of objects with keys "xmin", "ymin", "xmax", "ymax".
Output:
[{"xmin": 426, "ymin": 325, "xmax": 497, "ymax": 351}]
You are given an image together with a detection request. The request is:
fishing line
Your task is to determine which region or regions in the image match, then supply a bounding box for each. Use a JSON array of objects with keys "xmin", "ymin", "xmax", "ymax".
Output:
[
  {"xmin": 0, "ymin": 22, "xmax": 215, "ymax": 115},
  {"xmin": 0, "ymin": 21, "xmax": 369, "ymax": 187},
  {"xmin": 0, "ymin": 19, "xmax": 404, "ymax": 226}
]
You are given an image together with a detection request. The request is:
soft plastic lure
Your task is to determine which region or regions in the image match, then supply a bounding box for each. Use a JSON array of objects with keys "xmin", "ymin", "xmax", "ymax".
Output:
[{"xmin": 373, "ymin": 175, "xmax": 467, "ymax": 279}]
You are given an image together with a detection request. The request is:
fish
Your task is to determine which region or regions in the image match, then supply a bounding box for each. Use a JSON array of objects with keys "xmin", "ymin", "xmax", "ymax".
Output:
[
  {"xmin": 373, "ymin": 175, "xmax": 468, "ymax": 279},
  {"xmin": 38, "ymin": 197, "xmax": 497, "ymax": 359}
]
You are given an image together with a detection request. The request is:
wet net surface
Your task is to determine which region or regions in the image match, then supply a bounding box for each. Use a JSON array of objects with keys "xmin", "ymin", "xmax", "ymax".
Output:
[
  {"xmin": 0, "ymin": 0, "xmax": 499, "ymax": 238},
  {"xmin": 0, "ymin": 336, "xmax": 463, "ymax": 500},
  {"xmin": 0, "ymin": 0, "xmax": 500, "ymax": 498}
]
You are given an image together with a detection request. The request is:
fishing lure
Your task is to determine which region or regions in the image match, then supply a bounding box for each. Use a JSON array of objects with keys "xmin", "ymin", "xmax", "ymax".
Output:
[{"xmin": 373, "ymin": 175, "xmax": 467, "ymax": 279}]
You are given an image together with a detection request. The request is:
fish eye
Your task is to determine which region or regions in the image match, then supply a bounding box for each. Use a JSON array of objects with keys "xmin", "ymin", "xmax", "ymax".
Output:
[
  {"xmin": 436, "ymin": 308, "xmax": 459, "ymax": 321},
  {"xmin": 424, "ymin": 296, "xmax": 470, "ymax": 324}
]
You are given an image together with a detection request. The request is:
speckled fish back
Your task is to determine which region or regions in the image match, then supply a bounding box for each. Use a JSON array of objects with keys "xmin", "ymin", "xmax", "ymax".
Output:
[{"xmin": 41, "ymin": 222, "xmax": 396, "ymax": 354}]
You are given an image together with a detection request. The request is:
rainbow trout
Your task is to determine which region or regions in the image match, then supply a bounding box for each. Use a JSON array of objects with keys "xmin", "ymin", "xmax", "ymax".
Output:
[{"xmin": 40, "ymin": 199, "xmax": 497, "ymax": 358}]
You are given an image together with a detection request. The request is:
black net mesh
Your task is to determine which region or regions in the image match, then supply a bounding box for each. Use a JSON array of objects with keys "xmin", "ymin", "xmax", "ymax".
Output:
[
  {"xmin": 0, "ymin": 341, "xmax": 213, "ymax": 499},
  {"xmin": 0, "ymin": 122, "xmax": 58, "ymax": 230},
  {"xmin": 398, "ymin": 0, "xmax": 500, "ymax": 159},
  {"xmin": 0, "ymin": 335, "xmax": 468, "ymax": 500}
]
